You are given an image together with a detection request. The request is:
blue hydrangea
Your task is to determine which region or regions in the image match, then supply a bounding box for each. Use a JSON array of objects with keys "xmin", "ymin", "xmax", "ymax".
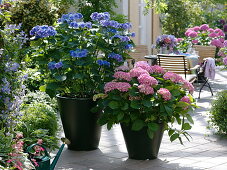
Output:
[
  {"xmin": 69, "ymin": 22, "xmax": 92, "ymax": 29},
  {"xmin": 58, "ymin": 13, "xmax": 83, "ymax": 23},
  {"xmin": 125, "ymin": 44, "xmax": 133, "ymax": 50},
  {"xmin": 70, "ymin": 49, "xmax": 88, "ymax": 58},
  {"xmin": 111, "ymin": 34, "xmax": 130, "ymax": 42},
  {"xmin": 121, "ymin": 23, "xmax": 132, "ymax": 29},
  {"xmin": 48, "ymin": 61, "xmax": 63, "ymax": 70},
  {"xmin": 90, "ymin": 12, "xmax": 110, "ymax": 21},
  {"xmin": 48, "ymin": 61, "xmax": 56, "ymax": 70},
  {"xmin": 30, "ymin": 25, "xmax": 57, "ymax": 38},
  {"xmin": 97, "ymin": 60, "xmax": 110, "ymax": 67},
  {"xmin": 108, "ymin": 53, "xmax": 123, "ymax": 62},
  {"xmin": 131, "ymin": 32, "xmax": 136, "ymax": 37}
]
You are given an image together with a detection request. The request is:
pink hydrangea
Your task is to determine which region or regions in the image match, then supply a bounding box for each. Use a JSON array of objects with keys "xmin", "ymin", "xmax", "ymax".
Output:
[
  {"xmin": 224, "ymin": 40, "xmax": 227, "ymax": 47},
  {"xmin": 104, "ymin": 82, "xmax": 131, "ymax": 93},
  {"xmin": 207, "ymin": 28, "xmax": 214, "ymax": 33},
  {"xmin": 113, "ymin": 71, "xmax": 131, "ymax": 81},
  {"xmin": 138, "ymin": 84, "xmax": 154, "ymax": 95},
  {"xmin": 208, "ymin": 32, "xmax": 217, "ymax": 38},
  {"xmin": 218, "ymin": 31, "xmax": 225, "ymax": 37},
  {"xmin": 157, "ymin": 88, "xmax": 171, "ymax": 101},
  {"xmin": 185, "ymin": 28, "xmax": 193, "ymax": 36},
  {"xmin": 115, "ymin": 65, "xmax": 129, "ymax": 71},
  {"xmin": 163, "ymin": 72, "xmax": 183, "ymax": 83},
  {"xmin": 134, "ymin": 61, "xmax": 152, "ymax": 72},
  {"xmin": 182, "ymin": 80, "xmax": 194, "ymax": 94},
  {"xmin": 16, "ymin": 133, "xmax": 23, "ymax": 139},
  {"xmin": 193, "ymin": 26, "xmax": 200, "ymax": 32},
  {"xmin": 37, "ymin": 139, "xmax": 43, "ymax": 145},
  {"xmin": 192, "ymin": 39, "xmax": 199, "ymax": 44},
  {"xmin": 129, "ymin": 67, "xmax": 149, "ymax": 77},
  {"xmin": 137, "ymin": 74, "xmax": 158, "ymax": 86},
  {"xmin": 210, "ymin": 39, "xmax": 224, "ymax": 48},
  {"xmin": 180, "ymin": 96, "xmax": 191, "ymax": 103},
  {"xmin": 223, "ymin": 57, "xmax": 227, "ymax": 65},
  {"xmin": 214, "ymin": 28, "xmax": 223, "ymax": 33},
  {"xmin": 200, "ymin": 24, "xmax": 209, "ymax": 31},
  {"xmin": 188, "ymin": 31, "xmax": 198, "ymax": 38},
  {"xmin": 150, "ymin": 65, "xmax": 165, "ymax": 74},
  {"xmin": 219, "ymin": 38, "xmax": 225, "ymax": 43},
  {"xmin": 177, "ymin": 38, "xmax": 183, "ymax": 42}
]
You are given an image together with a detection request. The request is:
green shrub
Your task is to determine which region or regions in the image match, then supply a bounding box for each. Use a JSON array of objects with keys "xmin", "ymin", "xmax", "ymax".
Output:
[
  {"xmin": 209, "ymin": 90, "xmax": 227, "ymax": 135},
  {"xmin": 10, "ymin": 0, "xmax": 56, "ymax": 35},
  {"xmin": 17, "ymin": 102, "xmax": 58, "ymax": 136}
]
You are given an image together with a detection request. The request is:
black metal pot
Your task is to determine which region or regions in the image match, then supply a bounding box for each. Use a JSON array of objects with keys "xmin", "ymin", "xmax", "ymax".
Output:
[
  {"xmin": 57, "ymin": 95, "xmax": 102, "ymax": 151},
  {"xmin": 120, "ymin": 123, "xmax": 164, "ymax": 160}
]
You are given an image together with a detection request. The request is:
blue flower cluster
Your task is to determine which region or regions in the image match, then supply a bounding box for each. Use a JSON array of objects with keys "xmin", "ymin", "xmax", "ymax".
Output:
[
  {"xmin": 30, "ymin": 25, "xmax": 57, "ymax": 38},
  {"xmin": 69, "ymin": 22, "xmax": 92, "ymax": 29},
  {"xmin": 5, "ymin": 62, "xmax": 20, "ymax": 72},
  {"xmin": 70, "ymin": 49, "xmax": 88, "ymax": 58},
  {"xmin": 48, "ymin": 61, "xmax": 63, "ymax": 70},
  {"xmin": 99, "ymin": 20, "xmax": 132, "ymax": 30},
  {"xmin": 111, "ymin": 35, "xmax": 130, "ymax": 42},
  {"xmin": 97, "ymin": 60, "xmax": 110, "ymax": 67},
  {"xmin": 124, "ymin": 44, "xmax": 133, "ymax": 50},
  {"xmin": 58, "ymin": 13, "xmax": 83, "ymax": 23},
  {"xmin": 90, "ymin": 12, "xmax": 110, "ymax": 21},
  {"xmin": 108, "ymin": 53, "xmax": 123, "ymax": 62},
  {"xmin": 1, "ymin": 78, "xmax": 11, "ymax": 94}
]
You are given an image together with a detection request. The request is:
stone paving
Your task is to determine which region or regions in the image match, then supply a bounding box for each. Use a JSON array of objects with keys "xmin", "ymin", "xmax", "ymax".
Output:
[{"xmin": 55, "ymin": 67, "xmax": 227, "ymax": 170}]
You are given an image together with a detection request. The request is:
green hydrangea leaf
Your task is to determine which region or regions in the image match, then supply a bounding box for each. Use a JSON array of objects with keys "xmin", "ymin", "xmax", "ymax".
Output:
[
  {"xmin": 132, "ymin": 120, "xmax": 144, "ymax": 131},
  {"xmin": 186, "ymin": 114, "xmax": 194, "ymax": 124},
  {"xmin": 148, "ymin": 122, "xmax": 159, "ymax": 131},
  {"xmin": 170, "ymin": 133, "xmax": 179, "ymax": 142},
  {"xmin": 108, "ymin": 101, "xmax": 119, "ymax": 109},
  {"xmin": 147, "ymin": 128, "xmax": 154, "ymax": 139},
  {"xmin": 182, "ymin": 123, "xmax": 192, "ymax": 130}
]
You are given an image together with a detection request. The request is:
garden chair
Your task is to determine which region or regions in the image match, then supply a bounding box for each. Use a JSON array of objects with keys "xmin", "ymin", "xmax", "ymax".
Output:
[
  {"xmin": 156, "ymin": 54, "xmax": 198, "ymax": 83},
  {"xmin": 196, "ymin": 57, "xmax": 215, "ymax": 99},
  {"xmin": 127, "ymin": 45, "xmax": 149, "ymax": 68},
  {"xmin": 193, "ymin": 45, "xmax": 216, "ymax": 64}
]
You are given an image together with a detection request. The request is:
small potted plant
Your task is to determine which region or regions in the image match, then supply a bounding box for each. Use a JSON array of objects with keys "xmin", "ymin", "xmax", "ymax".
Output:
[
  {"xmin": 95, "ymin": 61, "xmax": 197, "ymax": 160},
  {"xmin": 155, "ymin": 34, "xmax": 177, "ymax": 54},
  {"xmin": 30, "ymin": 12, "xmax": 134, "ymax": 150}
]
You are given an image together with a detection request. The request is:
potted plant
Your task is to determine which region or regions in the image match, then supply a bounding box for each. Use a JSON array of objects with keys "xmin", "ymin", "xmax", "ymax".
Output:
[
  {"xmin": 95, "ymin": 61, "xmax": 197, "ymax": 160},
  {"xmin": 155, "ymin": 34, "xmax": 177, "ymax": 54},
  {"xmin": 29, "ymin": 12, "xmax": 134, "ymax": 150}
]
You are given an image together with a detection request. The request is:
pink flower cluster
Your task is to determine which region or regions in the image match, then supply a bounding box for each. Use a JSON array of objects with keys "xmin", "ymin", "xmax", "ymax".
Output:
[
  {"xmin": 157, "ymin": 88, "xmax": 171, "ymax": 101},
  {"xmin": 137, "ymin": 74, "xmax": 158, "ymax": 86},
  {"xmin": 138, "ymin": 84, "xmax": 154, "ymax": 95},
  {"xmin": 223, "ymin": 57, "xmax": 227, "ymax": 65},
  {"xmin": 115, "ymin": 65, "xmax": 129, "ymax": 71},
  {"xmin": 150, "ymin": 65, "xmax": 165, "ymax": 74},
  {"xmin": 184, "ymin": 24, "xmax": 225, "ymax": 48},
  {"xmin": 129, "ymin": 67, "xmax": 149, "ymax": 77},
  {"xmin": 163, "ymin": 72, "xmax": 183, "ymax": 83},
  {"xmin": 180, "ymin": 96, "xmax": 191, "ymax": 104},
  {"xmin": 134, "ymin": 61, "xmax": 152, "ymax": 73},
  {"xmin": 104, "ymin": 82, "xmax": 131, "ymax": 93},
  {"xmin": 113, "ymin": 71, "xmax": 131, "ymax": 81},
  {"xmin": 182, "ymin": 80, "xmax": 194, "ymax": 94}
]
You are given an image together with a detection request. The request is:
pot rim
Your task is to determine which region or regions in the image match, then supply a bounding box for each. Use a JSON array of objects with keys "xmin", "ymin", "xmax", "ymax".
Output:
[{"xmin": 56, "ymin": 94, "xmax": 92, "ymax": 100}]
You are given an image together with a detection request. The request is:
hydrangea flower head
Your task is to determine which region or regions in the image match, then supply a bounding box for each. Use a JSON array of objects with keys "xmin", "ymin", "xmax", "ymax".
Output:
[
  {"xmin": 150, "ymin": 65, "xmax": 165, "ymax": 74},
  {"xmin": 157, "ymin": 88, "xmax": 171, "ymax": 101},
  {"xmin": 129, "ymin": 67, "xmax": 149, "ymax": 77},
  {"xmin": 138, "ymin": 84, "xmax": 154, "ymax": 95},
  {"xmin": 200, "ymin": 24, "xmax": 209, "ymax": 31},
  {"xmin": 137, "ymin": 74, "xmax": 158, "ymax": 86},
  {"xmin": 163, "ymin": 72, "xmax": 183, "ymax": 83},
  {"xmin": 134, "ymin": 61, "xmax": 152, "ymax": 73},
  {"xmin": 113, "ymin": 71, "xmax": 131, "ymax": 81}
]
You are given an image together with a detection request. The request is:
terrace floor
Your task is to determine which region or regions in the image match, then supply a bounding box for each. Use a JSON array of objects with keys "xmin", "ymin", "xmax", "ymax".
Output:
[{"xmin": 55, "ymin": 66, "xmax": 227, "ymax": 170}]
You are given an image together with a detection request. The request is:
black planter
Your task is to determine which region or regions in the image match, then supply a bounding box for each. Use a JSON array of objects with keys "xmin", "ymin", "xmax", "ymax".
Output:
[
  {"xmin": 57, "ymin": 95, "xmax": 102, "ymax": 151},
  {"xmin": 121, "ymin": 123, "xmax": 164, "ymax": 160}
]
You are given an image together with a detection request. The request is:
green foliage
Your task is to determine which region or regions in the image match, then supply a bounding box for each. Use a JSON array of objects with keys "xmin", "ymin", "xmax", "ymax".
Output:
[
  {"xmin": 161, "ymin": 0, "xmax": 203, "ymax": 37},
  {"xmin": 0, "ymin": 129, "xmax": 12, "ymax": 163},
  {"xmin": 50, "ymin": 0, "xmax": 76, "ymax": 16},
  {"xmin": 77, "ymin": 0, "xmax": 118, "ymax": 22},
  {"xmin": 10, "ymin": 0, "xmax": 56, "ymax": 35},
  {"xmin": 17, "ymin": 102, "xmax": 58, "ymax": 137},
  {"xmin": 209, "ymin": 90, "xmax": 227, "ymax": 135}
]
